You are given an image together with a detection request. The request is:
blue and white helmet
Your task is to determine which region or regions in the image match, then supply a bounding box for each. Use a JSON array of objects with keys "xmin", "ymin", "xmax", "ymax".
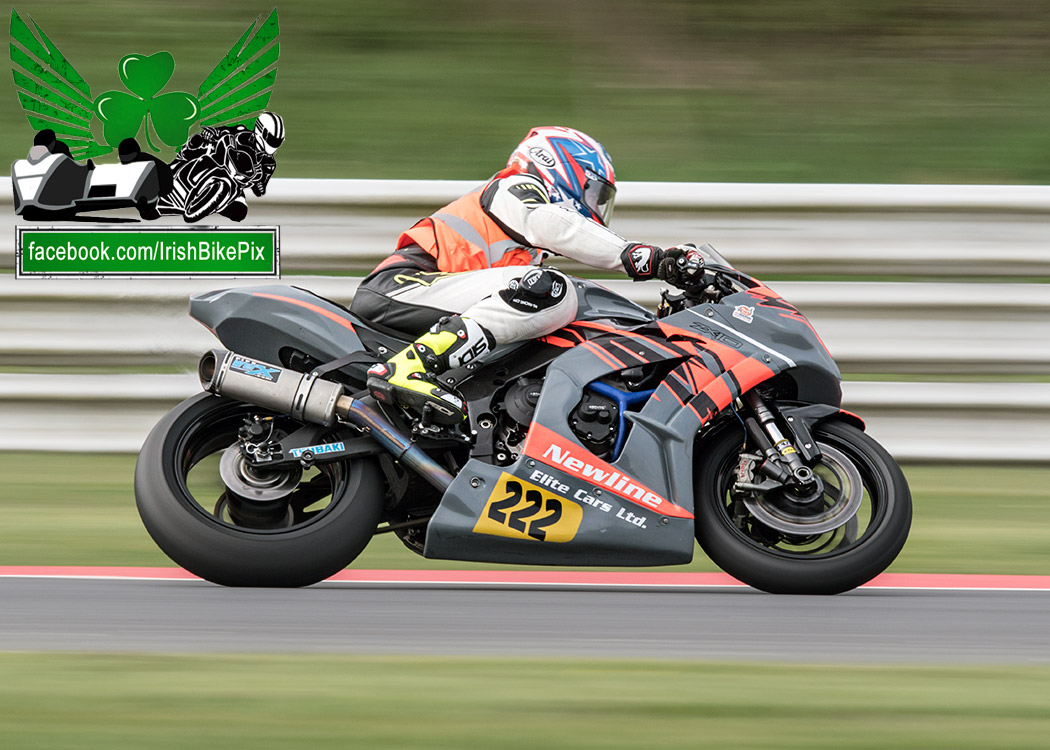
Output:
[{"xmin": 507, "ymin": 126, "xmax": 616, "ymax": 225}]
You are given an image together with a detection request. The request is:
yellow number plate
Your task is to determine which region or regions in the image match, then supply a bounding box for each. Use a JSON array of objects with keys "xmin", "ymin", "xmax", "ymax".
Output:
[{"xmin": 473, "ymin": 473, "xmax": 583, "ymax": 543}]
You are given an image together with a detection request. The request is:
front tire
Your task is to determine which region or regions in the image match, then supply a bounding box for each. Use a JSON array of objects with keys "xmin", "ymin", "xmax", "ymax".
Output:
[
  {"xmin": 695, "ymin": 419, "xmax": 911, "ymax": 595},
  {"xmin": 135, "ymin": 394, "xmax": 384, "ymax": 587}
]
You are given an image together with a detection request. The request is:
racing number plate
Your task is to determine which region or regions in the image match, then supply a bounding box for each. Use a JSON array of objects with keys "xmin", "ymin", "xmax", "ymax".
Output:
[{"xmin": 473, "ymin": 473, "xmax": 583, "ymax": 543}]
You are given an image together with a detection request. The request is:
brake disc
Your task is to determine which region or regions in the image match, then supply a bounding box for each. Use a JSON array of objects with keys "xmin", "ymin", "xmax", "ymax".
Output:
[
  {"xmin": 743, "ymin": 444, "xmax": 863, "ymax": 535},
  {"xmin": 219, "ymin": 445, "xmax": 303, "ymax": 502}
]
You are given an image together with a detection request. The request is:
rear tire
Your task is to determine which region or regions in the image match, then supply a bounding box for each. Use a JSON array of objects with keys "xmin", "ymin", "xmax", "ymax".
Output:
[
  {"xmin": 695, "ymin": 419, "xmax": 911, "ymax": 594},
  {"xmin": 135, "ymin": 394, "xmax": 384, "ymax": 587}
]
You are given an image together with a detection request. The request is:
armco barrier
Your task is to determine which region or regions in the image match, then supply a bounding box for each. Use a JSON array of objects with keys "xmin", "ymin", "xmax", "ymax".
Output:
[
  {"xmin": 2, "ymin": 179, "xmax": 1047, "ymax": 462},
  {"xmin": 2, "ymin": 277, "xmax": 1047, "ymax": 374},
  {"xmin": 1, "ymin": 374, "xmax": 1047, "ymax": 462},
  {"xmin": 5, "ymin": 177, "xmax": 1050, "ymax": 210},
  {"xmin": 4, "ymin": 179, "xmax": 1050, "ymax": 279}
]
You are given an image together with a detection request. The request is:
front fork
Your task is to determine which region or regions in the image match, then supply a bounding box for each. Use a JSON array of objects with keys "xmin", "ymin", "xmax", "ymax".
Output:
[{"xmin": 734, "ymin": 392, "xmax": 819, "ymax": 494}]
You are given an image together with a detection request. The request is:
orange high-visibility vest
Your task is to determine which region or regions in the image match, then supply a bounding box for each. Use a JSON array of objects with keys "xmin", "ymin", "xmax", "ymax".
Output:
[{"xmin": 396, "ymin": 180, "xmax": 537, "ymax": 273}]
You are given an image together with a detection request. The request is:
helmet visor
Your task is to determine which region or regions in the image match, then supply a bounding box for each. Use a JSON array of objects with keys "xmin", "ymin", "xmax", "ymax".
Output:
[
  {"xmin": 583, "ymin": 175, "xmax": 616, "ymax": 225},
  {"xmin": 260, "ymin": 129, "xmax": 284, "ymax": 150}
]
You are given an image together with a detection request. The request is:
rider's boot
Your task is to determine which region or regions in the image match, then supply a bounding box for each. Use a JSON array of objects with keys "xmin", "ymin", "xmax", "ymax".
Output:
[{"xmin": 367, "ymin": 315, "xmax": 493, "ymax": 425}]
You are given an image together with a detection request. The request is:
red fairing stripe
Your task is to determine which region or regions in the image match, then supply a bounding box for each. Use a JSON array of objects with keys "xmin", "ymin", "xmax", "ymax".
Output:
[
  {"xmin": 539, "ymin": 334, "xmax": 578, "ymax": 348},
  {"xmin": 252, "ymin": 293, "xmax": 357, "ymax": 333},
  {"xmin": 522, "ymin": 424, "xmax": 693, "ymax": 519},
  {"xmin": 836, "ymin": 409, "xmax": 866, "ymax": 430}
]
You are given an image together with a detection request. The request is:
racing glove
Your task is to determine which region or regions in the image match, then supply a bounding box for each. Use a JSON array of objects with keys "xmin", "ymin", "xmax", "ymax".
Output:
[
  {"xmin": 620, "ymin": 243, "xmax": 664, "ymax": 281},
  {"xmin": 621, "ymin": 243, "xmax": 705, "ymax": 285},
  {"xmin": 657, "ymin": 244, "xmax": 706, "ymax": 287}
]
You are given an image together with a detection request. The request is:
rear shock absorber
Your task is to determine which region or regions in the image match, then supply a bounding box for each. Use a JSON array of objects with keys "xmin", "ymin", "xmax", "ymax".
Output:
[{"xmin": 743, "ymin": 391, "xmax": 815, "ymax": 488}]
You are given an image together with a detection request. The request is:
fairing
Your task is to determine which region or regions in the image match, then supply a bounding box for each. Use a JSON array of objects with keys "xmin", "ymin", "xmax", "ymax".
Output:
[
  {"xmin": 190, "ymin": 285, "xmax": 367, "ymax": 366},
  {"xmin": 424, "ymin": 282, "xmax": 842, "ymax": 566}
]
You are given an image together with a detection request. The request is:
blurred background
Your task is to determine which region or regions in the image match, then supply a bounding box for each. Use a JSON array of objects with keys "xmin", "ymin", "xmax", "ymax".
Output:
[
  {"xmin": 2, "ymin": 0, "xmax": 1049, "ymax": 182},
  {"xmin": 1, "ymin": 3, "xmax": 1049, "ymax": 747},
  {"xmin": 1, "ymin": 0, "xmax": 1048, "ymax": 569}
]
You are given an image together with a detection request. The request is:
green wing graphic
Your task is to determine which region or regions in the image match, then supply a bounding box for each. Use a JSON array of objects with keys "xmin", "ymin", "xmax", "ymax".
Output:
[
  {"xmin": 197, "ymin": 9, "xmax": 279, "ymax": 129},
  {"xmin": 9, "ymin": 9, "xmax": 112, "ymax": 159}
]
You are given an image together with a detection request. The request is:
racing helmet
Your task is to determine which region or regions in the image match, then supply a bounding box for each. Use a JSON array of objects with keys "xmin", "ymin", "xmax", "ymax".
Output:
[
  {"xmin": 506, "ymin": 126, "xmax": 616, "ymax": 225},
  {"xmin": 254, "ymin": 111, "xmax": 285, "ymax": 155}
]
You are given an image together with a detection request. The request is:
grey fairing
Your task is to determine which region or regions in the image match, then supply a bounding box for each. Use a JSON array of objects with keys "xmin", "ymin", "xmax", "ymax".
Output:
[
  {"xmin": 711, "ymin": 289, "xmax": 842, "ymax": 406},
  {"xmin": 425, "ymin": 290, "xmax": 842, "ymax": 567},
  {"xmin": 571, "ymin": 278, "xmax": 655, "ymax": 325},
  {"xmin": 189, "ymin": 285, "xmax": 366, "ymax": 365}
]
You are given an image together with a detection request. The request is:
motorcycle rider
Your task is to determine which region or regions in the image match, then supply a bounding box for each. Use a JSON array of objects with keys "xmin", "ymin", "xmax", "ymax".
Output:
[
  {"xmin": 159, "ymin": 111, "xmax": 284, "ymax": 221},
  {"xmin": 355, "ymin": 125, "xmax": 701, "ymax": 425}
]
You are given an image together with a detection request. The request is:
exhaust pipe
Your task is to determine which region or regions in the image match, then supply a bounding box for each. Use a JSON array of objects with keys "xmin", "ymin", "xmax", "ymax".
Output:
[
  {"xmin": 199, "ymin": 349, "xmax": 344, "ymax": 426},
  {"xmin": 335, "ymin": 395, "xmax": 454, "ymax": 492},
  {"xmin": 199, "ymin": 349, "xmax": 455, "ymax": 491}
]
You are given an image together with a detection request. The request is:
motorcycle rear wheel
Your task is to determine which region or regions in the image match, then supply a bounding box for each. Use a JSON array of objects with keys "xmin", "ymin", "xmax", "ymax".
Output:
[
  {"xmin": 135, "ymin": 393, "xmax": 384, "ymax": 587},
  {"xmin": 695, "ymin": 419, "xmax": 911, "ymax": 595}
]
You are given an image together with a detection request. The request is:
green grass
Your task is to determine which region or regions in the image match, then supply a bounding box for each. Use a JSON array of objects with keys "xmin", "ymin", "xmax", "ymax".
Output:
[
  {"xmin": 2, "ymin": 1, "xmax": 1049, "ymax": 183},
  {"xmin": 0, "ymin": 654, "xmax": 1048, "ymax": 749},
  {"xmin": 1, "ymin": 453, "xmax": 1048, "ymax": 574}
]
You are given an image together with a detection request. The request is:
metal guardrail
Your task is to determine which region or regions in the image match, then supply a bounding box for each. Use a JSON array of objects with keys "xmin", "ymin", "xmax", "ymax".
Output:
[
  {"xmin": 1, "ymin": 374, "xmax": 1047, "ymax": 462},
  {"xmin": 2, "ymin": 277, "xmax": 1047, "ymax": 374},
  {"xmin": 4, "ymin": 179, "xmax": 1050, "ymax": 279},
  {"xmin": 6, "ymin": 177, "xmax": 1050, "ymax": 211},
  {"xmin": 2, "ymin": 179, "xmax": 1047, "ymax": 461}
]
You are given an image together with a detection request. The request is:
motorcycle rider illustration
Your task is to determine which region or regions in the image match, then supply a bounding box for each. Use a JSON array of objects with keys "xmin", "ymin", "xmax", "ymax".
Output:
[
  {"xmin": 354, "ymin": 125, "xmax": 705, "ymax": 425},
  {"xmin": 158, "ymin": 111, "xmax": 284, "ymax": 222}
]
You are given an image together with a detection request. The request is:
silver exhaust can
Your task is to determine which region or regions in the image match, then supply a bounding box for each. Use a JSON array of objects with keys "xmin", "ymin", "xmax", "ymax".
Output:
[{"xmin": 198, "ymin": 349, "xmax": 344, "ymax": 426}]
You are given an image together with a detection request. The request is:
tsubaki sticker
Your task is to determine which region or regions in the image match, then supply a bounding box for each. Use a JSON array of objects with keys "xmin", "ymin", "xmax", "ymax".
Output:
[{"xmin": 474, "ymin": 473, "xmax": 583, "ymax": 543}]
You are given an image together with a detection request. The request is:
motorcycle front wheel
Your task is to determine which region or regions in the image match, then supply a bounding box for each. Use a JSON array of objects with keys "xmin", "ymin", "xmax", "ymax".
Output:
[
  {"xmin": 135, "ymin": 393, "xmax": 384, "ymax": 587},
  {"xmin": 694, "ymin": 419, "xmax": 911, "ymax": 595},
  {"xmin": 184, "ymin": 177, "xmax": 235, "ymax": 223}
]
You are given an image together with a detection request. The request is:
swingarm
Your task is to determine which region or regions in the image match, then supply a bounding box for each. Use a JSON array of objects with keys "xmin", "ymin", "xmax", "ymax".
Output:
[{"xmin": 232, "ymin": 417, "xmax": 384, "ymax": 469}]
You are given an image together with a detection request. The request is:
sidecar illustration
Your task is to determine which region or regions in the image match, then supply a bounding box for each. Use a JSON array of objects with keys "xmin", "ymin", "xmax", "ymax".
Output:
[{"xmin": 12, "ymin": 146, "xmax": 160, "ymax": 220}]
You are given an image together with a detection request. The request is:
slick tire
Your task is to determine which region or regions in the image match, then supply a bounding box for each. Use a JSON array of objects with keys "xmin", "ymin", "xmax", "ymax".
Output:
[
  {"xmin": 135, "ymin": 394, "xmax": 384, "ymax": 587},
  {"xmin": 695, "ymin": 419, "xmax": 912, "ymax": 595}
]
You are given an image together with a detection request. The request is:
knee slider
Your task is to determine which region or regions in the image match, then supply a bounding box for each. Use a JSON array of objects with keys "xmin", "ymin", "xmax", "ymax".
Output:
[{"xmin": 499, "ymin": 269, "xmax": 569, "ymax": 313}]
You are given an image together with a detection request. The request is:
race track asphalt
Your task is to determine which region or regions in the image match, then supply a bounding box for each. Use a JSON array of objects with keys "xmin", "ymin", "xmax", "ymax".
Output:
[{"xmin": 1, "ymin": 577, "xmax": 1048, "ymax": 664}]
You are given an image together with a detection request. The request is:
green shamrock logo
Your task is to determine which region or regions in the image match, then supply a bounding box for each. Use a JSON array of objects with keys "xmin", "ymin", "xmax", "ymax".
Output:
[{"xmin": 93, "ymin": 52, "xmax": 200, "ymax": 151}]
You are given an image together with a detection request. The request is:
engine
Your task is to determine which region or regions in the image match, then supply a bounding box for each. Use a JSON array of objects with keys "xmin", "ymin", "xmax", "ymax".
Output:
[
  {"xmin": 569, "ymin": 391, "xmax": 618, "ymax": 458},
  {"xmin": 491, "ymin": 378, "xmax": 544, "ymax": 465}
]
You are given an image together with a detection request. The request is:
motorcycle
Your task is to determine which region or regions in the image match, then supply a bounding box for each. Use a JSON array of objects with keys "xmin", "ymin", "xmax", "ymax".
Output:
[
  {"xmin": 160, "ymin": 132, "xmax": 260, "ymax": 222},
  {"xmin": 134, "ymin": 244, "xmax": 911, "ymax": 594}
]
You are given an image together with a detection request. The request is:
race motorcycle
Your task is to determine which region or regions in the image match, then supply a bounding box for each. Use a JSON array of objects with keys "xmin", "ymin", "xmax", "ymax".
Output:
[
  {"xmin": 135, "ymin": 244, "xmax": 911, "ymax": 594},
  {"xmin": 159, "ymin": 132, "xmax": 262, "ymax": 222}
]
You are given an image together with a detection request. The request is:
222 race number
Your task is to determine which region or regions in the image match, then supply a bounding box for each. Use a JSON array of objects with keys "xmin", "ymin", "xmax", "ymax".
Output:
[{"xmin": 473, "ymin": 473, "xmax": 583, "ymax": 543}]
